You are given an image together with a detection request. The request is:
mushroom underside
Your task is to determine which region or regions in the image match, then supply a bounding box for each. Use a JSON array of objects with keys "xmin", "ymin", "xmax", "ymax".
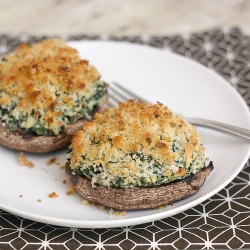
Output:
[{"xmin": 65, "ymin": 161, "xmax": 214, "ymax": 210}]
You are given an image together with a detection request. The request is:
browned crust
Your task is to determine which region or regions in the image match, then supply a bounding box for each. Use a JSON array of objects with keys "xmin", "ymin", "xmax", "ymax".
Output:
[
  {"xmin": 0, "ymin": 94, "xmax": 108, "ymax": 153},
  {"xmin": 65, "ymin": 161, "xmax": 214, "ymax": 210}
]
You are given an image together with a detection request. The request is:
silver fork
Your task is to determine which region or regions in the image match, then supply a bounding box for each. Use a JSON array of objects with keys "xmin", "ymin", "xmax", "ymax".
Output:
[{"xmin": 108, "ymin": 82, "xmax": 250, "ymax": 143}]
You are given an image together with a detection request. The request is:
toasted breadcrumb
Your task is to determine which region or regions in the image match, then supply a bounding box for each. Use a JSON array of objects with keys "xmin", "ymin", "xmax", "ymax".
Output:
[
  {"xmin": 109, "ymin": 209, "xmax": 126, "ymax": 216},
  {"xmin": 98, "ymin": 205, "xmax": 105, "ymax": 211},
  {"xmin": 48, "ymin": 192, "xmax": 58, "ymax": 198},
  {"xmin": 66, "ymin": 185, "xmax": 75, "ymax": 195},
  {"xmin": 60, "ymin": 165, "xmax": 65, "ymax": 170},
  {"xmin": 47, "ymin": 157, "xmax": 60, "ymax": 165},
  {"xmin": 19, "ymin": 152, "xmax": 34, "ymax": 168},
  {"xmin": 81, "ymin": 199, "xmax": 105, "ymax": 210},
  {"xmin": 155, "ymin": 205, "xmax": 165, "ymax": 210},
  {"xmin": 82, "ymin": 199, "xmax": 95, "ymax": 205},
  {"xmin": 63, "ymin": 180, "xmax": 67, "ymax": 184},
  {"xmin": 19, "ymin": 195, "xmax": 23, "ymax": 198},
  {"xmin": 37, "ymin": 199, "xmax": 42, "ymax": 202}
]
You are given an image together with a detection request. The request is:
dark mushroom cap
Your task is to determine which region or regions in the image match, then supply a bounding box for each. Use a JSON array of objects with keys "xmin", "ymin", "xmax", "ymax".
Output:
[{"xmin": 65, "ymin": 161, "xmax": 214, "ymax": 210}]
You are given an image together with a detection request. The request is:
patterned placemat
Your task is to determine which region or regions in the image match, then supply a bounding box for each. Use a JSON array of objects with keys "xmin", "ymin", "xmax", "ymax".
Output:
[{"xmin": 0, "ymin": 27, "xmax": 249, "ymax": 250}]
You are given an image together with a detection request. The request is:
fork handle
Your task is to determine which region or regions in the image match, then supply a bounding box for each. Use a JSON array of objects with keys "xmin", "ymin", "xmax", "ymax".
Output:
[
  {"xmin": 111, "ymin": 82, "xmax": 250, "ymax": 143},
  {"xmin": 186, "ymin": 117, "xmax": 250, "ymax": 143}
]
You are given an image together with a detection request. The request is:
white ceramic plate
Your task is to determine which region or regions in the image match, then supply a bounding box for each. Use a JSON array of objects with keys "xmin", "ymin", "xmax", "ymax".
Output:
[{"xmin": 0, "ymin": 41, "xmax": 250, "ymax": 229}]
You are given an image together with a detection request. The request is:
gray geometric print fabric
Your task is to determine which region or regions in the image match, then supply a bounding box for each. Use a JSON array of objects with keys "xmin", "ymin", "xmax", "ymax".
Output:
[{"xmin": 0, "ymin": 28, "xmax": 249, "ymax": 249}]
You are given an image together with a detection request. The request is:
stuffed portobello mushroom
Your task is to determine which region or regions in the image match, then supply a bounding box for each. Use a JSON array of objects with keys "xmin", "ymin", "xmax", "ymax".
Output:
[
  {"xmin": 66, "ymin": 100, "xmax": 213, "ymax": 210},
  {"xmin": 0, "ymin": 39, "xmax": 108, "ymax": 153}
]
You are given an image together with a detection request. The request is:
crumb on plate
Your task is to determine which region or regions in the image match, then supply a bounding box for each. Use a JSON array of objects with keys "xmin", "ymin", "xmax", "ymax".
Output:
[
  {"xmin": 48, "ymin": 192, "xmax": 58, "ymax": 198},
  {"xmin": 47, "ymin": 157, "xmax": 60, "ymax": 165},
  {"xmin": 60, "ymin": 164, "xmax": 65, "ymax": 170},
  {"xmin": 81, "ymin": 199, "xmax": 105, "ymax": 211},
  {"xmin": 155, "ymin": 205, "xmax": 165, "ymax": 210},
  {"xmin": 109, "ymin": 209, "xmax": 126, "ymax": 216},
  {"xmin": 82, "ymin": 199, "xmax": 95, "ymax": 206},
  {"xmin": 19, "ymin": 152, "xmax": 34, "ymax": 168},
  {"xmin": 66, "ymin": 185, "xmax": 75, "ymax": 195},
  {"xmin": 98, "ymin": 205, "xmax": 105, "ymax": 211}
]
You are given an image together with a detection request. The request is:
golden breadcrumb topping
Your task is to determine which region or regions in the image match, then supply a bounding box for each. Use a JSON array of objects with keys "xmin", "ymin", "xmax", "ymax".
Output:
[
  {"xmin": 0, "ymin": 38, "xmax": 106, "ymax": 135},
  {"xmin": 68, "ymin": 100, "xmax": 206, "ymax": 188}
]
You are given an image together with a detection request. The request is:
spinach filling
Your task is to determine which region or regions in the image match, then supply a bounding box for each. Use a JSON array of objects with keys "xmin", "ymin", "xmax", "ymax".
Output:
[
  {"xmin": 72, "ymin": 152, "xmax": 205, "ymax": 188},
  {"xmin": 0, "ymin": 81, "xmax": 107, "ymax": 136}
]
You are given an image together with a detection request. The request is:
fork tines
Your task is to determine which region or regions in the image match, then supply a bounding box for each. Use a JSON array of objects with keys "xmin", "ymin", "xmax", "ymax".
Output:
[{"xmin": 108, "ymin": 82, "xmax": 148, "ymax": 107}]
